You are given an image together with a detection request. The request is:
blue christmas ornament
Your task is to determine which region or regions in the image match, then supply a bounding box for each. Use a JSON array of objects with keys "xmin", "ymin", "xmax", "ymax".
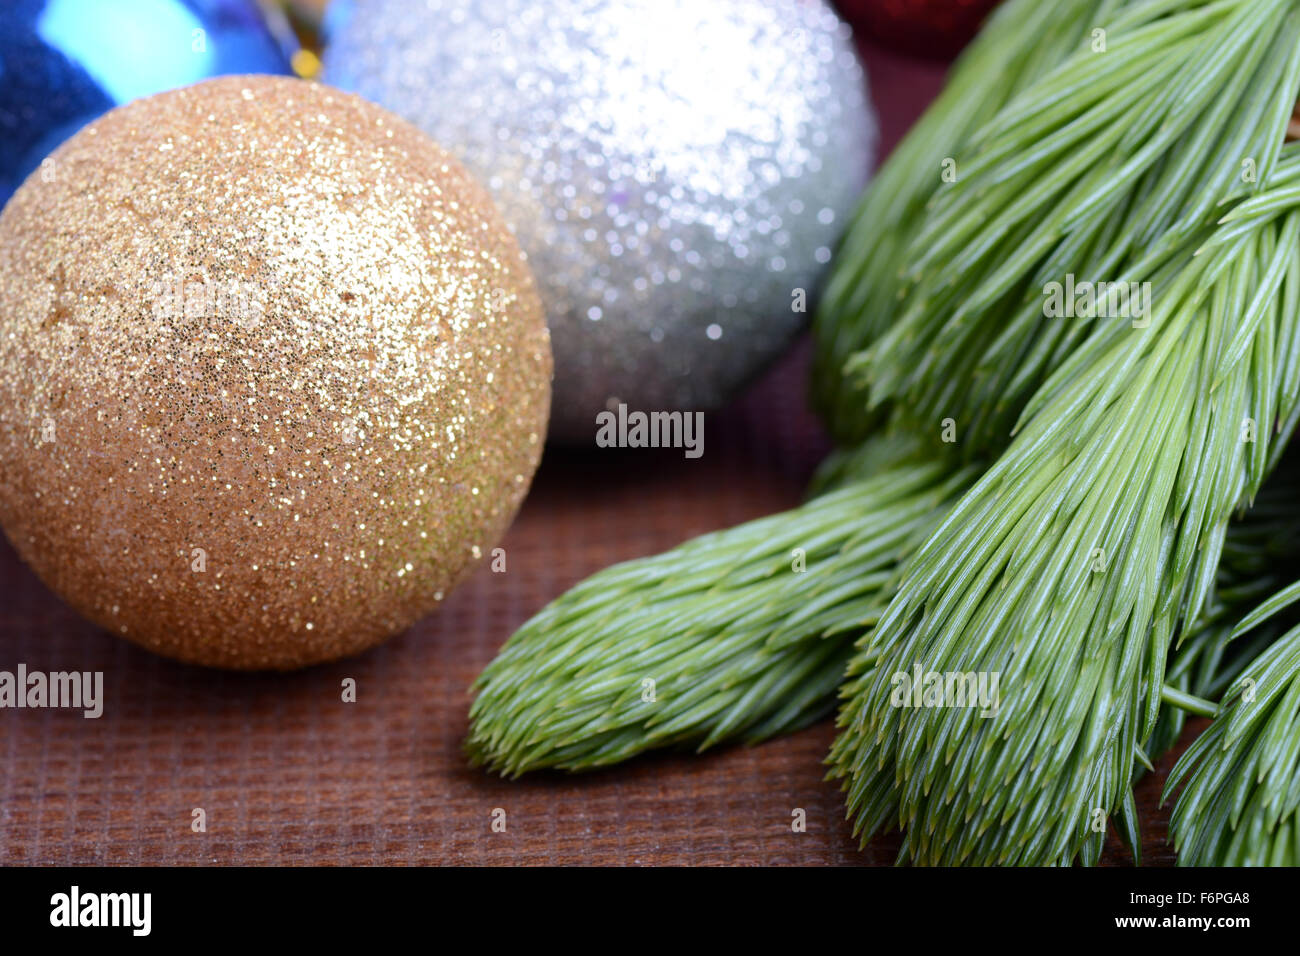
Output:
[{"xmin": 0, "ymin": 0, "xmax": 294, "ymax": 206}]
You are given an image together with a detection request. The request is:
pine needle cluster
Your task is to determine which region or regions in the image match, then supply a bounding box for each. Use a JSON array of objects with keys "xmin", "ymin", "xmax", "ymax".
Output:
[{"xmin": 1166, "ymin": 580, "xmax": 1300, "ymax": 865}]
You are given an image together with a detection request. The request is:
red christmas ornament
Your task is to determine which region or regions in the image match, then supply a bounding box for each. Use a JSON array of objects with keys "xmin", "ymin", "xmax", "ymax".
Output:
[{"xmin": 838, "ymin": 0, "xmax": 1002, "ymax": 59}]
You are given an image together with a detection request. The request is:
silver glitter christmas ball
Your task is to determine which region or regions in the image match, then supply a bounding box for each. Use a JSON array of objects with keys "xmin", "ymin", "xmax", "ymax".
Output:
[{"xmin": 324, "ymin": 0, "xmax": 874, "ymax": 441}]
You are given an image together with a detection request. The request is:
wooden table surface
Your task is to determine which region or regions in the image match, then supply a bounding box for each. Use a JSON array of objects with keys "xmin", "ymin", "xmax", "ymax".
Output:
[{"xmin": 0, "ymin": 40, "xmax": 1187, "ymax": 866}]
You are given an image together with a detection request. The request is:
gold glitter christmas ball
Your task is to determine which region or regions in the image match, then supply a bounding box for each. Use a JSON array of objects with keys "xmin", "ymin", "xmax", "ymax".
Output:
[{"xmin": 0, "ymin": 75, "xmax": 551, "ymax": 669}]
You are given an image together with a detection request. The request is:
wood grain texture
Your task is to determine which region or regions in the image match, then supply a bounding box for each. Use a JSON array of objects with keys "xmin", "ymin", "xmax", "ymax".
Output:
[{"xmin": 0, "ymin": 39, "xmax": 1188, "ymax": 867}]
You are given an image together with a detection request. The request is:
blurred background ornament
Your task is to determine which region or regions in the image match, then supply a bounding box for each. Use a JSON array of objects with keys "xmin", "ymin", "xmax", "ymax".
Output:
[
  {"xmin": 0, "ymin": 0, "xmax": 295, "ymax": 206},
  {"xmin": 265, "ymin": 0, "xmax": 331, "ymax": 78},
  {"xmin": 835, "ymin": 0, "xmax": 1002, "ymax": 59},
  {"xmin": 323, "ymin": 0, "xmax": 875, "ymax": 442}
]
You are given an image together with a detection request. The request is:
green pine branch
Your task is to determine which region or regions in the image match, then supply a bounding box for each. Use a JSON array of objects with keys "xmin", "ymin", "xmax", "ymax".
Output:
[
  {"xmin": 814, "ymin": 0, "xmax": 1122, "ymax": 444},
  {"xmin": 849, "ymin": 0, "xmax": 1300, "ymax": 454},
  {"xmin": 1146, "ymin": 478, "xmax": 1300, "ymax": 763},
  {"xmin": 830, "ymin": 150, "xmax": 1300, "ymax": 865},
  {"xmin": 1165, "ymin": 582, "xmax": 1300, "ymax": 865},
  {"xmin": 467, "ymin": 435, "xmax": 977, "ymax": 775}
]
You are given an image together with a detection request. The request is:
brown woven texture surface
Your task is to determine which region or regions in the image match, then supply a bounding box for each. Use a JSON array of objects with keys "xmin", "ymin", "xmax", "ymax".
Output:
[{"xmin": 0, "ymin": 42, "xmax": 1187, "ymax": 867}]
